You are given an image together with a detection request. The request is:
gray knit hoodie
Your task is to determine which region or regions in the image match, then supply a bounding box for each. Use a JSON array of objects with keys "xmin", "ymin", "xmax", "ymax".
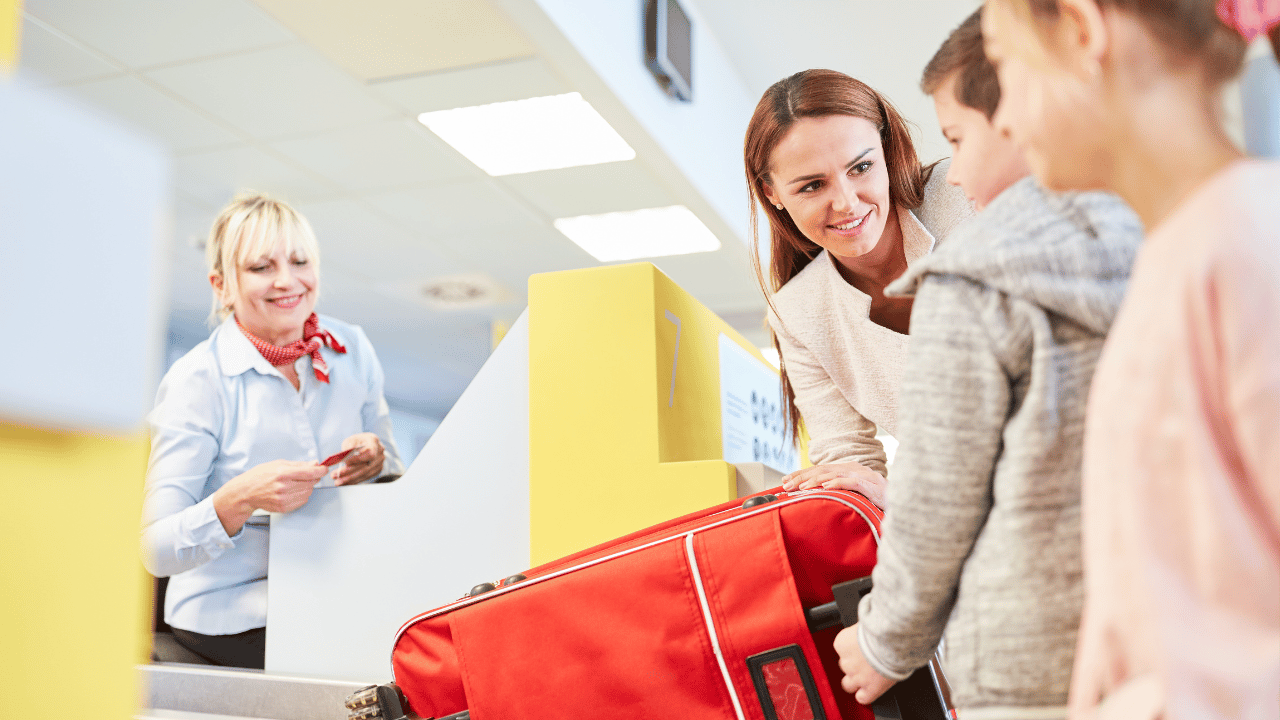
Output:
[{"xmin": 855, "ymin": 177, "xmax": 1142, "ymax": 711}]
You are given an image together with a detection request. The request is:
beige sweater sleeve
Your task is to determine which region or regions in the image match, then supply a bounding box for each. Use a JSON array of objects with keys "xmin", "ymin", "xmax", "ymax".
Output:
[{"xmin": 771, "ymin": 310, "xmax": 888, "ymax": 476}]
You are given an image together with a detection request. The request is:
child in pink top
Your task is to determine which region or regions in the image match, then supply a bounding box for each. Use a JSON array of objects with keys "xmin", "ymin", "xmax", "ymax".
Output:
[{"xmin": 982, "ymin": 2, "xmax": 1280, "ymax": 719}]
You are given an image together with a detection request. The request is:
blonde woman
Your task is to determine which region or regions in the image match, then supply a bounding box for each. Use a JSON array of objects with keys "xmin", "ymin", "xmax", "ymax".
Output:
[{"xmin": 142, "ymin": 193, "xmax": 403, "ymax": 668}]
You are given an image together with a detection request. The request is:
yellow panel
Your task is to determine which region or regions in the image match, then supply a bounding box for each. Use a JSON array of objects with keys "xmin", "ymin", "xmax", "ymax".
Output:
[
  {"xmin": 528, "ymin": 263, "xmax": 776, "ymax": 564},
  {"xmin": 0, "ymin": 422, "xmax": 150, "ymax": 720},
  {"xmin": 1, "ymin": 0, "xmax": 20, "ymax": 72}
]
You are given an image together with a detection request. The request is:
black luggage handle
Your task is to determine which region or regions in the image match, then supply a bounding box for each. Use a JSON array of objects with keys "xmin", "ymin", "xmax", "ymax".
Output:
[{"xmin": 804, "ymin": 577, "xmax": 954, "ymax": 720}]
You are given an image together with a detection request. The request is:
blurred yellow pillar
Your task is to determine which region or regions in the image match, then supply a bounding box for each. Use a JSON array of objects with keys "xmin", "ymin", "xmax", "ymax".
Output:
[
  {"xmin": 1, "ymin": 0, "xmax": 20, "ymax": 72},
  {"xmin": 0, "ymin": 422, "xmax": 151, "ymax": 720},
  {"xmin": 492, "ymin": 317, "xmax": 512, "ymax": 351}
]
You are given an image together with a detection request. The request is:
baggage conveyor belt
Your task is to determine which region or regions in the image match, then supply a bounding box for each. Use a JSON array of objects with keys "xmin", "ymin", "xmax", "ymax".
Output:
[{"xmin": 137, "ymin": 662, "xmax": 374, "ymax": 720}]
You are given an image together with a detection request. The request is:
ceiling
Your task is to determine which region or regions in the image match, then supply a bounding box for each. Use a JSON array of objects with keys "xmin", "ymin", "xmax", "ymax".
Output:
[{"xmin": 14, "ymin": 0, "xmax": 977, "ymax": 419}]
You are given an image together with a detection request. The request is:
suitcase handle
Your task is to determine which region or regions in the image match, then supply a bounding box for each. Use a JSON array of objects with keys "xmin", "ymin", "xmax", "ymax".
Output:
[
  {"xmin": 805, "ymin": 576, "xmax": 873, "ymax": 632},
  {"xmin": 803, "ymin": 578, "xmax": 955, "ymax": 720}
]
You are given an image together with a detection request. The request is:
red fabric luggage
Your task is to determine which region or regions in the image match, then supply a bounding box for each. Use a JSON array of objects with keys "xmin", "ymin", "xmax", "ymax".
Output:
[{"xmin": 383, "ymin": 487, "xmax": 944, "ymax": 720}]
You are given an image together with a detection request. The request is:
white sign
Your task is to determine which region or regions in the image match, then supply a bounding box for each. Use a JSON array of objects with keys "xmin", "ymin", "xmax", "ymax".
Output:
[{"xmin": 719, "ymin": 334, "xmax": 800, "ymax": 474}]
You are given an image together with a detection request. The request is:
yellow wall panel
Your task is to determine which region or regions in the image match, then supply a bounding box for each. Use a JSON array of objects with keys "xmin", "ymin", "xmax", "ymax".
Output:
[
  {"xmin": 0, "ymin": 421, "xmax": 150, "ymax": 720},
  {"xmin": 1, "ymin": 0, "xmax": 19, "ymax": 71},
  {"xmin": 528, "ymin": 263, "xmax": 773, "ymax": 564}
]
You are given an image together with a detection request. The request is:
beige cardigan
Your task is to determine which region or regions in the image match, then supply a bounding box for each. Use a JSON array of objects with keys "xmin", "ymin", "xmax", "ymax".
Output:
[{"xmin": 767, "ymin": 160, "xmax": 973, "ymax": 475}]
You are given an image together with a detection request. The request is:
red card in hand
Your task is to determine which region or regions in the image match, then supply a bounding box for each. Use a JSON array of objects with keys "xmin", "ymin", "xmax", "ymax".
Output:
[{"xmin": 320, "ymin": 449, "xmax": 355, "ymax": 467}]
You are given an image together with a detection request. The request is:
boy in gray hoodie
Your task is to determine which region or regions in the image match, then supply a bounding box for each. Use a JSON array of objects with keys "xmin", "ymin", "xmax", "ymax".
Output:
[{"xmin": 832, "ymin": 10, "xmax": 1143, "ymax": 718}]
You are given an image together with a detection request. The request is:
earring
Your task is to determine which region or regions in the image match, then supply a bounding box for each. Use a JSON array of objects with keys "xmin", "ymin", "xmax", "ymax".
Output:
[{"xmin": 775, "ymin": 203, "xmax": 783, "ymax": 210}]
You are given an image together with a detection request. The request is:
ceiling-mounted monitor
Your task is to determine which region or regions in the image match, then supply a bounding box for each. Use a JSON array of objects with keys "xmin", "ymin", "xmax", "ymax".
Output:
[{"xmin": 644, "ymin": 0, "xmax": 693, "ymax": 102}]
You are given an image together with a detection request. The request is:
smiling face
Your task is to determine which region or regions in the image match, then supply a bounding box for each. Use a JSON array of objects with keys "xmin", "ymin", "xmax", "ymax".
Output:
[
  {"xmin": 228, "ymin": 245, "xmax": 317, "ymax": 345},
  {"xmin": 932, "ymin": 74, "xmax": 1030, "ymax": 210},
  {"xmin": 981, "ymin": 0, "xmax": 1114, "ymax": 192},
  {"xmin": 207, "ymin": 194, "xmax": 322, "ymax": 345},
  {"xmin": 761, "ymin": 114, "xmax": 892, "ymax": 265}
]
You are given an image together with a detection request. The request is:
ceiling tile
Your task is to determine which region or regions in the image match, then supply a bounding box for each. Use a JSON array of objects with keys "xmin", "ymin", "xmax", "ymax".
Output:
[
  {"xmin": 370, "ymin": 57, "xmax": 569, "ymax": 114},
  {"xmin": 251, "ymin": 0, "xmax": 536, "ymax": 81},
  {"xmin": 60, "ymin": 75, "xmax": 242, "ymax": 153},
  {"xmin": 291, "ymin": 198, "xmax": 470, "ymax": 283},
  {"xmin": 429, "ymin": 225, "xmax": 598, "ymax": 293},
  {"xmin": 499, "ymin": 160, "xmax": 678, "ymax": 219},
  {"xmin": 365, "ymin": 180, "xmax": 545, "ymax": 237},
  {"xmin": 269, "ymin": 120, "xmax": 480, "ymax": 194},
  {"xmin": 17, "ymin": 17, "xmax": 122, "ymax": 86},
  {"xmin": 175, "ymin": 145, "xmax": 340, "ymax": 208},
  {"xmin": 24, "ymin": 0, "xmax": 294, "ymax": 69},
  {"xmin": 145, "ymin": 44, "xmax": 399, "ymax": 141}
]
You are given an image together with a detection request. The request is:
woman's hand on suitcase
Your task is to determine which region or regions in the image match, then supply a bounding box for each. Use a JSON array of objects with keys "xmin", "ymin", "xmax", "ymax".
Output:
[
  {"xmin": 834, "ymin": 623, "xmax": 896, "ymax": 705},
  {"xmin": 780, "ymin": 462, "xmax": 887, "ymax": 508}
]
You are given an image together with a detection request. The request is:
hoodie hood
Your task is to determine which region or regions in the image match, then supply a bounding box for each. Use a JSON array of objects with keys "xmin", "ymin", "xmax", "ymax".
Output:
[{"xmin": 887, "ymin": 177, "xmax": 1143, "ymax": 335}]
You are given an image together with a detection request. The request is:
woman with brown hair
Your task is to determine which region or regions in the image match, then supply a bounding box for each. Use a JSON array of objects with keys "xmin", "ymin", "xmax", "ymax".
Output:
[{"xmin": 745, "ymin": 69, "xmax": 973, "ymax": 505}]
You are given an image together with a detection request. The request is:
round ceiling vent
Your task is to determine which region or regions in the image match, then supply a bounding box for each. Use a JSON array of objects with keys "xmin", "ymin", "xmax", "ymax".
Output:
[{"xmin": 416, "ymin": 273, "xmax": 513, "ymax": 310}]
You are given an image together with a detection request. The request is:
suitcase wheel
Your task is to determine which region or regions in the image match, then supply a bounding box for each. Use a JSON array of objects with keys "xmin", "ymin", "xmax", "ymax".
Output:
[
  {"xmin": 343, "ymin": 684, "xmax": 407, "ymax": 720},
  {"xmin": 467, "ymin": 582, "xmax": 498, "ymax": 597},
  {"xmin": 742, "ymin": 494, "xmax": 779, "ymax": 509},
  {"xmin": 502, "ymin": 573, "xmax": 527, "ymax": 586}
]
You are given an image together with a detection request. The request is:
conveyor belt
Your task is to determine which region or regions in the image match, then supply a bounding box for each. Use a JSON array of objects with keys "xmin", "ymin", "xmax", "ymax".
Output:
[{"xmin": 138, "ymin": 662, "xmax": 374, "ymax": 720}]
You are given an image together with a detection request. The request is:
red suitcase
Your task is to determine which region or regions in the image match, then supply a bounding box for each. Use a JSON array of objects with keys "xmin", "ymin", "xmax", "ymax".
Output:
[{"xmin": 353, "ymin": 488, "xmax": 950, "ymax": 720}]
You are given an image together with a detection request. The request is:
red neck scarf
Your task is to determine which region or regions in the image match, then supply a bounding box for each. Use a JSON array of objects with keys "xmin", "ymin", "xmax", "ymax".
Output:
[{"xmin": 236, "ymin": 313, "xmax": 347, "ymax": 383}]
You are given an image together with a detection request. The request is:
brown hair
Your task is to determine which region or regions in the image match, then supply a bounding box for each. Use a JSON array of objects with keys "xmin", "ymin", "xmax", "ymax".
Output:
[
  {"xmin": 744, "ymin": 69, "xmax": 932, "ymax": 443},
  {"xmin": 922, "ymin": 9, "xmax": 1002, "ymax": 119},
  {"xmin": 1271, "ymin": 23, "xmax": 1280, "ymax": 65},
  {"xmin": 1001, "ymin": 0, "xmax": 1250, "ymax": 84}
]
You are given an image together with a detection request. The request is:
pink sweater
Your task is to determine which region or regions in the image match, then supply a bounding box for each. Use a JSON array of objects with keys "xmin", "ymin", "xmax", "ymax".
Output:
[{"xmin": 1071, "ymin": 160, "xmax": 1280, "ymax": 720}]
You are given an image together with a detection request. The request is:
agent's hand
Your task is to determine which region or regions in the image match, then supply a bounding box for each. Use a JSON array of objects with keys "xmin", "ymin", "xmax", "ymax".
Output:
[
  {"xmin": 834, "ymin": 623, "xmax": 896, "ymax": 705},
  {"xmin": 212, "ymin": 459, "xmax": 328, "ymax": 536},
  {"xmin": 781, "ymin": 462, "xmax": 887, "ymax": 508},
  {"xmin": 332, "ymin": 432, "xmax": 385, "ymax": 486}
]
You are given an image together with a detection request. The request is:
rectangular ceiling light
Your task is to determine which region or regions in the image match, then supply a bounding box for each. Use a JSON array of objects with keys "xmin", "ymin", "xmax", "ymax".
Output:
[
  {"xmin": 418, "ymin": 92, "xmax": 636, "ymax": 176},
  {"xmin": 554, "ymin": 205, "xmax": 721, "ymax": 262}
]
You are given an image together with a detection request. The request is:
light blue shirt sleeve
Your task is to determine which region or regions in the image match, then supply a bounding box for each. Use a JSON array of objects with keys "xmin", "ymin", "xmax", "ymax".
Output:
[{"xmin": 141, "ymin": 348, "xmax": 239, "ymax": 578}]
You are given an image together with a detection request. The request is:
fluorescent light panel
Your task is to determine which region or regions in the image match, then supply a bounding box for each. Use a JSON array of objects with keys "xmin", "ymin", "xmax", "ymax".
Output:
[
  {"xmin": 554, "ymin": 205, "xmax": 721, "ymax": 262},
  {"xmin": 418, "ymin": 92, "xmax": 636, "ymax": 176}
]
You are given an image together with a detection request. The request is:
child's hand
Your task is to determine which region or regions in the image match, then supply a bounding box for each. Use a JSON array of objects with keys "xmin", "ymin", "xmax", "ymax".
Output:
[
  {"xmin": 781, "ymin": 462, "xmax": 887, "ymax": 508},
  {"xmin": 834, "ymin": 623, "xmax": 896, "ymax": 705}
]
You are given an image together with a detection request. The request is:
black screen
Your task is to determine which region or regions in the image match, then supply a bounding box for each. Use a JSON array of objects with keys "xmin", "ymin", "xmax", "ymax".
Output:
[{"xmin": 665, "ymin": 0, "xmax": 692, "ymax": 91}]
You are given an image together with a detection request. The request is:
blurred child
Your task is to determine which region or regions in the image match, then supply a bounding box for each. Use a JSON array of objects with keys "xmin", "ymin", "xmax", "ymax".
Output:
[
  {"xmin": 981, "ymin": 1, "xmax": 1280, "ymax": 718},
  {"xmin": 832, "ymin": 10, "xmax": 1143, "ymax": 719}
]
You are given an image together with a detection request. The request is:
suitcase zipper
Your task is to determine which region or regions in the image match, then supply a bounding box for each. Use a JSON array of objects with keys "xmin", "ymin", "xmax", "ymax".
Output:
[{"xmin": 685, "ymin": 532, "xmax": 748, "ymax": 720}]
